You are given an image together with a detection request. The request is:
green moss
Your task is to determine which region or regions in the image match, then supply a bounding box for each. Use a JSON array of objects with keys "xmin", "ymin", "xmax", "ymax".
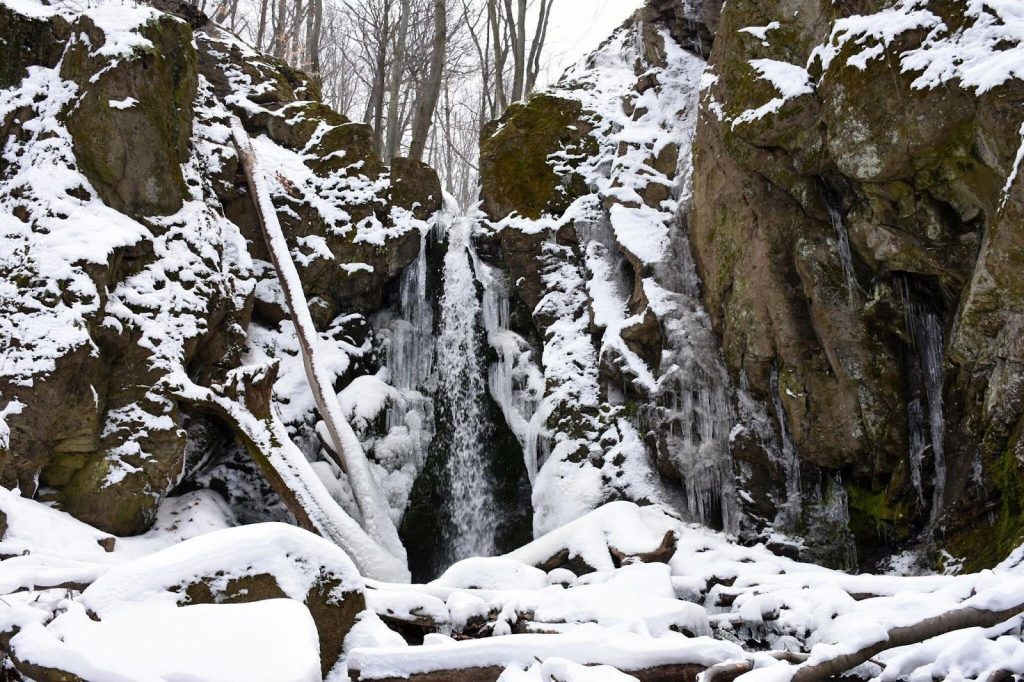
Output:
[
  {"xmin": 847, "ymin": 484, "xmax": 908, "ymax": 524},
  {"xmin": 951, "ymin": 426, "xmax": 1024, "ymax": 572},
  {"xmin": 480, "ymin": 93, "xmax": 597, "ymax": 220},
  {"xmin": 845, "ymin": 480, "xmax": 912, "ymax": 564}
]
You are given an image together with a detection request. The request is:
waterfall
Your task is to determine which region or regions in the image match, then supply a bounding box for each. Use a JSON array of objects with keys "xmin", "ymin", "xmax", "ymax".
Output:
[
  {"xmin": 827, "ymin": 203, "xmax": 857, "ymax": 305},
  {"xmin": 437, "ymin": 216, "xmax": 499, "ymax": 562}
]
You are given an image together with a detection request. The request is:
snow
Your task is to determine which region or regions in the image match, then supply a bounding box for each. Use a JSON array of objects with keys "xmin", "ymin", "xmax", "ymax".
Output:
[
  {"xmin": 107, "ymin": 96, "xmax": 138, "ymax": 110},
  {"xmin": 739, "ymin": 22, "xmax": 781, "ymax": 42},
  {"xmin": 5, "ymin": 489, "xmax": 1024, "ymax": 681},
  {"xmin": 435, "ymin": 557, "xmax": 551, "ymax": 591},
  {"xmin": 80, "ymin": 522, "xmax": 363, "ymax": 615},
  {"xmin": 1, "ymin": 0, "xmax": 162, "ymax": 58},
  {"xmin": 349, "ymin": 626, "xmax": 745, "ymax": 680},
  {"xmin": 732, "ymin": 59, "xmax": 813, "ymax": 127},
  {"xmin": 809, "ymin": 0, "xmax": 1024, "ymax": 94},
  {"xmin": 17, "ymin": 599, "xmax": 321, "ymax": 682}
]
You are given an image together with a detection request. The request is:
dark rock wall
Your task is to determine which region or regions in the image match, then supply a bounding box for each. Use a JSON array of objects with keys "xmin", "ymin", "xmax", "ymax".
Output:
[{"xmin": 692, "ymin": 0, "xmax": 1024, "ymax": 567}]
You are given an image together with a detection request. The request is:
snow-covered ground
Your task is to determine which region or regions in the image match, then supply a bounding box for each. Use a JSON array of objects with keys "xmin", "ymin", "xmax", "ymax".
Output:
[{"xmin": 2, "ymin": 489, "xmax": 1024, "ymax": 680}]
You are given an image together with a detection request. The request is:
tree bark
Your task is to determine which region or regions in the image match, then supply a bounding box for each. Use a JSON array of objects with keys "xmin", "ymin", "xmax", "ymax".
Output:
[
  {"xmin": 256, "ymin": 0, "xmax": 269, "ymax": 50},
  {"xmin": 305, "ymin": 0, "xmax": 323, "ymax": 78},
  {"xmin": 384, "ymin": 0, "xmax": 411, "ymax": 161},
  {"xmin": 506, "ymin": 0, "xmax": 526, "ymax": 102},
  {"xmin": 168, "ymin": 362, "xmax": 409, "ymax": 582},
  {"xmin": 487, "ymin": 0, "xmax": 507, "ymax": 116},
  {"xmin": 525, "ymin": 0, "xmax": 552, "ymax": 96},
  {"xmin": 408, "ymin": 0, "xmax": 446, "ymax": 162}
]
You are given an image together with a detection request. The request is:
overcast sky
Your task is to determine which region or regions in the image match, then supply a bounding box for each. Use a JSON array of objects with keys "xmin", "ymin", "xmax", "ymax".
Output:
[{"xmin": 537, "ymin": 0, "xmax": 647, "ymax": 87}]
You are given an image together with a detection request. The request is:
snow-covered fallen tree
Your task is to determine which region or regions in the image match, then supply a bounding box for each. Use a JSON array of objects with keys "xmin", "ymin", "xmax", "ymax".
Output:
[
  {"xmin": 229, "ymin": 117, "xmax": 407, "ymax": 570},
  {"xmin": 166, "ymin": 363, "xmax": 409, "ymax": 583}
]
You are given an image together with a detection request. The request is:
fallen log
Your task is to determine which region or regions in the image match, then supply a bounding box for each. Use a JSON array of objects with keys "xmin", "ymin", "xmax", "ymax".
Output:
[
  {"xmin": 349, "ymin": 663, "xmax": 705, "ymax": 682},
  {"xmin": 230, "ymin": 116, "xmax": 405, "ymax": 566},
  {"xmin": 790, "ymin": 600, "xmax": 1024, "ymax": 682},
  {"xmin": 167, "ymin": 366, "xmax": 410, "ymax": 582}
]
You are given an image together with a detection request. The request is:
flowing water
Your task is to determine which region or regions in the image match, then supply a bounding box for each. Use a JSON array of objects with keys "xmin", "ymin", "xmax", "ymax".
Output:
[
  {"xmin": 770, "ymin": 365, "xmax": 803, "ymax": 529},
  {"xmin": 436, "ymin": 216, "xmax": 499, "ymax": 562}
]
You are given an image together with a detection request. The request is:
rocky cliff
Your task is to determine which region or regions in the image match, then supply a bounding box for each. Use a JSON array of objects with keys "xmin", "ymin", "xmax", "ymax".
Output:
[
  {"xmin": 3, "ymin": 0, "xmax": 1023, "ymax": 577},
  {"xmin": 477, "ymin": 0, "xmax": 1024, "ymax": 570},
  {"xmin": 0, "ymin": 1, "xmax": 440, "ymax": 537},
  {"xmin": 693, "ymin": 0, "xmax": 1024, "ymax": 569}
]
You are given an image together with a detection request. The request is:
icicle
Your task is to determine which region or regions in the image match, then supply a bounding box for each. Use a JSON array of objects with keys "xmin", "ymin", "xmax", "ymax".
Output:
[
  {"xmin": 827, "ymin": 203, "xmax": 857, "ymax": 305},
  {"xmin": 770, "ymin": 366, "xmax": 802, "ymax": 530},
  {"xmin": 901, "ymin": 279, "xmax": 947, "ymax": 524},
  {"xmin": 478, "ymin": 262, "xmax": 545, "ymax": 483}
]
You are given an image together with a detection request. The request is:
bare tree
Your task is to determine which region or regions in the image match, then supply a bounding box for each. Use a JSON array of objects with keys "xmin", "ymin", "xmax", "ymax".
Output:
[
  {"xmin": 383, "ymin": 0, "xmax": 411, "ymax": 160},
  {"xmin": 408, "ymin": 0, "xmax": 446, "ymax": 161}
]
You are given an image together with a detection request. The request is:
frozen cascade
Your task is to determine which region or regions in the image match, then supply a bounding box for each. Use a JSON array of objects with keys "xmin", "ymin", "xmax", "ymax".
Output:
[
  {"xmin": 478, "ymin": 263, "xmax": 545, "ymax": 482},
  {"xmin": 902, "ymin": 280, "xmax": 947, "ymax": 522},
  {"xmin": 437, "ymin": 216, "xmax": 499, "ymax": 561},
  {"xmin": 387, "ymin": 231, "xmax": 435, "ymax": 394},
  {"xmin": 643, "ymin": 212, "xmax": 739, "ymax": 532},
  {"xmin": 827, "ymin": 203, "xmax": 858, "ymax": 305},
  {"xmin": 374, "ymin": 230, "xmax": 435, "ymax": 523}
]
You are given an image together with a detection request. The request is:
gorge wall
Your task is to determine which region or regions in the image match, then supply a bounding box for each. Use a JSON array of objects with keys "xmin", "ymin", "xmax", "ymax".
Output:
[
  {"xmin": 475, "ymin": 0, "xmax": 1024, "ymax": 570},
  {"xmin": 2, "ymin": 0, "xmax": 1023, "ymax": 578}
]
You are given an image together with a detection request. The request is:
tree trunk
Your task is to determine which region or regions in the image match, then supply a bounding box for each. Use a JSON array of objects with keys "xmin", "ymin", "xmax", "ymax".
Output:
[
  {"xmin": 229, "ymin": 117, "xmax": 408, "ymax": 570},
  {"xmin": 487, "ymin": 0, "xmax": 507, "ymax": 116},
  {"xmin": 368, "ymin": 0, "xmax": 392, "ymax": 153},
  {"xmin": 408, "ymin": 0, "xmax": 446, "ymax": 162},
  {"xmin": 168, "ymin": 362, "xmax": 409, "ymax": 582},
  {"xmin": 306, "ymin": 0, "xmax": 323, "ymax": 78},
  {"xmin": 506, "ymin": 0, "xmax": 526, "ymax": 102},
  {"xmin": 526, "ymin": 0, "xmax": 552, "ymax": 96},
  {"xmin": 256, "ymin": 0, "xmax": 269, "ymax": 50},
  {"xmin": 384, "ymin": 0, "xmax": 411, "ymax": 161},
  {"xmin": 270, "ymin": 0, "xmax": 288, "ymax": 58}
]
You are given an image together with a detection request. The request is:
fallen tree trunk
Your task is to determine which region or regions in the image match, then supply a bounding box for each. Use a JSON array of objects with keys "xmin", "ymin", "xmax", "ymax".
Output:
[
  {"xmin": 230, "ymin": 117, "xmax": 406, "ymax": 566},
  {"xmin": 167, "ymin": 365, "xmax": 410, "ymax": 582},
  {"xmin": 348, "ymin": 663, "xmax": 705, "ymax": 682},
  {"xmin": 790, "ymin": 600, "xmax": 1024, "ymax": 682}
]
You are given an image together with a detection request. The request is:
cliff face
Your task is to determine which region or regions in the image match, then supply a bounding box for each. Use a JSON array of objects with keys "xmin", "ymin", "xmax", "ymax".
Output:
[
  {"xmin": 478, "ymin": 0, "xmax": 1024, "ymax": 569},
  {"xmin": 3, "ymin": 0, "xmax": 1023, "ymax": 574},
  {"xmin": 692, "ymin": 0, "xmax": 1024, "ymax": 567},
  {"xmin": 0, "ymin": 3, "xmax": 440, "ymax": 536}
]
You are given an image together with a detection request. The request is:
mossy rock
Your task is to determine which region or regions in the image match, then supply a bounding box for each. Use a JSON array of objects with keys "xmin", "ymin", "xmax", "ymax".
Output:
[
  {"xmin": 182, "ymin": 572, "xmax": 365, "ymax": 677},
  {"xmin": 0, "ymin": 7, "xmax": 70, "ymax": 89},
  {"xmin": 390, "ymin": 157, "xmax": 443, "ymax": 220},
  {"xmin": 250, "ymin": 100, "xmax": 349, "ymax": 151},
  {"xmin": 308, "ymin": 121, "xmax": 383, "ymax": 176},
  {"xmin": 61, "ymin": 13, "xmax": 198, "ymax": 216},
  {"xmin": 946, "ymin": 420, "xmax": 1024, "ymax": 572},
  {"xmin": 480, "ymin": 93, "xmax": 597, "ymax": 220}
]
